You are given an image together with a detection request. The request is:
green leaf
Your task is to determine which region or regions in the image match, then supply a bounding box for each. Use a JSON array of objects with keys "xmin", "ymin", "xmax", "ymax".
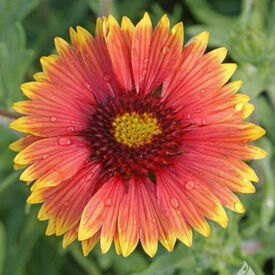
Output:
[
  {"xmin": 186, "ymin": 25, "xmax": 230, "ymax": 48},
  {"xmin": 257, "ymin": 96, "xmax": 275, "ymax": 144},
  {"xmin": 132, "ymin": 245, "xmax": 195, "ymax": 275},
  {"xmin": 0, "ymin": 0, "xmax": 40, "ymax": 109},
  {"xmin": 236, "ymin": 261, "xmax": 255, "ymax": 275},
  {"xmin": 0, "ymin": 222, "xmax": 6, "ymax": 275},
  {"xmin": 183, "ymin": 0, "xmax": 237, "ymax": 27},
  {"xmin": 69, "ymin": 243, "xmax": 102, "ymax": 275},
  {"xmin": 0, "ymin": 23, "xmax": 34, "ymax": 108},
  {"xmin": 0, "ymin": 0, "xmax": 40, "ymax": 34},
  {"xmin": 257, "ymin": 137, "xmax": 275, "ymax": 230}
]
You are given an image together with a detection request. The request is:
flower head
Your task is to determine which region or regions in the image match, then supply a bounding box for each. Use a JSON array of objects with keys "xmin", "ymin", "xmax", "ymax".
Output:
[{"xmin": 10, "ymin": 13, "xmax": 266, "ymax": 257}]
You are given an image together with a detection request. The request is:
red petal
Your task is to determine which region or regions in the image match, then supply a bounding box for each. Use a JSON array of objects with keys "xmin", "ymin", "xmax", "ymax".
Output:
[
  {"xmin": 162, "ymin": 31, "xmax": 209, "ymax": 99},
  {"xmin": 81, "ymin": 230, "xmax": 101, "ymax": 256},
  {"xmin": 78, "ymin": 175, "xmax": 124, "ymax": 254},
  {"xmin": 28, "ymin": 162, "xmax": 101, "ymax": 235},
  {"xmin": 117, "ymin": 178, "xmax": 139, "ymax": 257},
  {"xmin": 176, "ymin": 151, "xmax": 256, "ymax": 193},
  {"xmin": 63, "ymin": 224, "xmax": 79, "ymax": 248},
  {"xmin": 141, "ymin": 15, "xmax": 183, "ymax": 95},
  {"xmin": 135, "ymin": 177, "xmax": 175, "ymax": 257},
  {"xmin": 9, "ymin": 134, "xmax": 41, "ymax": 152},
  {"xmin": 156, "ymin": 169, "xmax": 210, "ymax": 238},
  {"xmin": 104, "ymin": 16, "xmax": 134, "ymax": 92},
  {"xmin": 131, "ymin": 12, "xmax": 153, "ymax": 92},
  {"xmin": 183, "ymin": 123, "xmax": 265, "ymax": 143},
  {"xmin": 15, "ymin": 136, "xmax": 91, "ymax": 187},
  {"xmin": 73, "ymin": 22, "xmax": 119, "ymax": 98}
]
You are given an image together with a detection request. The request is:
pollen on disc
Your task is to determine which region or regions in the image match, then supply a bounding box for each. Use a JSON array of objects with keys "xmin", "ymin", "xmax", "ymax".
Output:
[{"xmin": 112, "ymin": 112, "xmax": 162, "ymax": 148}]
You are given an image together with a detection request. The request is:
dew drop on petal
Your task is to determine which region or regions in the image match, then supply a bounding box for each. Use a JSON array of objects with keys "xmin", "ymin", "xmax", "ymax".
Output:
[
  {"xmin": 163, "ymin": 239, "xmax": 168, "ymax": 245},
  {"xmin": 103, "ymin": 73, "xmax": 112, "ymax": 83},
  {"xmin": 85, "ymin": 173, "xmax": 93, "ymax": 182},
  {"xmin": 58, "ymin": 137, "xmax": 73, "ymax": 146},
  {"xmin": 142, "ymin": 69, "xmax": 147, "ymax": 76},
  {"xmin": 235, "ymin": 102, "xmax": 244, "ymax": 111},
  {"xmin": 169, "ymin": 197, "xmax": 179, "ymax": 209},
  {"xmin": 50, "ymin": 117, "xmax": 57, "ymax": 122},
  {"xmin": 66, "ymin": 126, "xmax": 76, "ymax": 133},
  {"xmin": 162, "ymin": 46, "xmax": 170, "ymax": 55},
  {"xmin": 184, "ymin": 181, "xmax": 195, "ymax": 191},
  {"xmin": 144, "ymin": 58, "xmax": 149, "ymax": 66},
  {"xmin": 187, "ymin": 113, "xmax": 191, "ymax": 119},
  {"xmin": 234, "ymin": 201, "xmax": 244, "ymax": 212},
  {"xmin": 201, "ymin": 118, "xmax": 207, "ymax": 125},
  {"xmin": 133, "ymin": 220, "xmax": 137, "ymax": 225},
  {"xmin": 86, "ymin": 84, "xmax": 91, "ymax": 90},
  {"xmin": 104, "ymin": 198, "xmax": 112, "ymax": 207},
  {"xmin": 42, "ymin": 154, "xmax": 49, "ymax": 160},
  {"xmin": 242, "ymin": 177, "xmax": 249, "ymax": 183}
]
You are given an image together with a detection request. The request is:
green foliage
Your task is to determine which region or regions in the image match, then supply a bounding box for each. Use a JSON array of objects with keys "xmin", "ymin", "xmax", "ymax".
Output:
[{"xmin": 0, "ymin": 0, "xmax": 275, "ymax": 274}]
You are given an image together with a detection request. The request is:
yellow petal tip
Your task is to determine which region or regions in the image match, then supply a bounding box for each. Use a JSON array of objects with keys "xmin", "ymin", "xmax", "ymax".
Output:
[{"xmin": 234, "ymin": 201, "xmax": 245, "ymax": 213}]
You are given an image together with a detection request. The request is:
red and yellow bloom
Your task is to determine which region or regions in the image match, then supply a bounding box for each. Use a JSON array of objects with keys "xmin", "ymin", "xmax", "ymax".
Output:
[{"xmin": 10, "ymin": 13, "xmax": 266, "ymax": 257}]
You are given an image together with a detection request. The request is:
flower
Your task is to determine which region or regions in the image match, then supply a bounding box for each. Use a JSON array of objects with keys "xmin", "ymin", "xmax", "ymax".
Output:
[{"xmin": 9, "ymin": 13, "xmax": 266, "ymax": 258}]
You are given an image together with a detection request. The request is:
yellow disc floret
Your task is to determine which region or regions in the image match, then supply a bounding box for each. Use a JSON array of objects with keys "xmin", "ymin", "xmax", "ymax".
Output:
[{"xmin": 112, "ymin": 112, "xmax": 162, "ymax": 148}]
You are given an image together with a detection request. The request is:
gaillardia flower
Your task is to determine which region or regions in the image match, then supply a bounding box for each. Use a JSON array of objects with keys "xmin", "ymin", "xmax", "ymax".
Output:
[{"xmin": 10, "ymin": 13, "xmax": 266, "ymax": 257}]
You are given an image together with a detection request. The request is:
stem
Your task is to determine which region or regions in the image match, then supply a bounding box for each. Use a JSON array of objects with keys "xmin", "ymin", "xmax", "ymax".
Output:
[{"xmin": 0, "ymin": 109, "xmax": 20, "ymax": 119}]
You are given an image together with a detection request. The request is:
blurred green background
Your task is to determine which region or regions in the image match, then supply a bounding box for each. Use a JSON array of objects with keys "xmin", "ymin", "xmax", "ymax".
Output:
[{"xmin": 0, "ymin": 0, "xmax": 275, "ymax": 274}]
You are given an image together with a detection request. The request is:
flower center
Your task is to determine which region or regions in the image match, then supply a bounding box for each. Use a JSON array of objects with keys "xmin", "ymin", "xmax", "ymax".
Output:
[
  {"xmin": 112, "ymin": 112, "xmax": 162, "ymax": 148},
  {"xmin": 86, "ymin": 91, "xmax": 185, "ymax": 179}
]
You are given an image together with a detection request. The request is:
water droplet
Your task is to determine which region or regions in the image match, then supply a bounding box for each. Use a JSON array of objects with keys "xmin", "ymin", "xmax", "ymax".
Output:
[
  {"xmin": 266, "ymin": 199, "xmax": 274, "ymax": 209},
  {"xmin": 162, "ymin": 46, "xmax": 170, "ymax": 55},
  {"xmin": 50, "ymin": 117, "xmax": 57, "ymax": 122},
  {"xmin": 176, "ymin": 210, "xmax": 181, "ymax": 215},
  {"xmin": 235, "ymin": 102, "xmax": 244, "ymax": 111},
  {"xmin": 184, "ymin": 181, "xmax": 195, "ymax": 191},
  {"xmin": 200, "ymin": 89, "xmax": 206, "ymax": 93},
  {"xmin": 187, "ymin": 113, "xmax": 191, "ymax": 119},
  {"xmin": 103, "ymin": 73, "xmax": 112, "ymax": 82},
  {"xmin": 142, "ymin": 69, "xmax": 147, "ymax": 76},
  {"xmin": 104, "ymin": 198, "xmax": 112, "ymax": 207},
  {"xmin": 66, "ymin": 126, "xmax": 76, "ymax": 133},
  {"xmin": 201, "ymin": 118, "xmax": 207, "ymax": 125},
  {"xmin": 152, "ymin": 218, "xmax": 156, "ymax": 223},
  {"xmin": 163, "ymin": 239, "xmax": 168, "ymax": 245},
  {"xmin": 133, "ymin": 220, "xmax": 137, "ymax": 225},
  {"xmin": 86, "ymin": 83, "xmax": 91, "ymax": 90},
  {"xmin": 234, "ymin": 201, "xmax": 244, "ymax": 212},
  {"xmin": 85, "ymin": 173, "xmax": 93, "ymax": 182},
  {"xmin": 144, "ymin": 58, "xmax": 149, "ymax": 66},
  {"xmin": 243, "ymin": 144, "xmax": 249, "ymax": 149},
  {"xmin": 42, "ymin": 154, "xmax": 49, "ymax": 160},
  {"xmin": 169, "ymin": 197, "xmax": 179, "ymax": 209},
  {"xmin": 242, "ymin": 177, "xmax": 249, "ymax": 183},
  {"xmin": 58, "ymin": 137, "xmax": 73, "ymax": 146}
]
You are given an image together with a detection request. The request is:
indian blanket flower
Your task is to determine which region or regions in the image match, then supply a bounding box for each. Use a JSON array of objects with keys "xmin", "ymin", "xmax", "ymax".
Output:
[{"xmin": 9, "ymin": 13, "xmax": 266, "ymax": 257}]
